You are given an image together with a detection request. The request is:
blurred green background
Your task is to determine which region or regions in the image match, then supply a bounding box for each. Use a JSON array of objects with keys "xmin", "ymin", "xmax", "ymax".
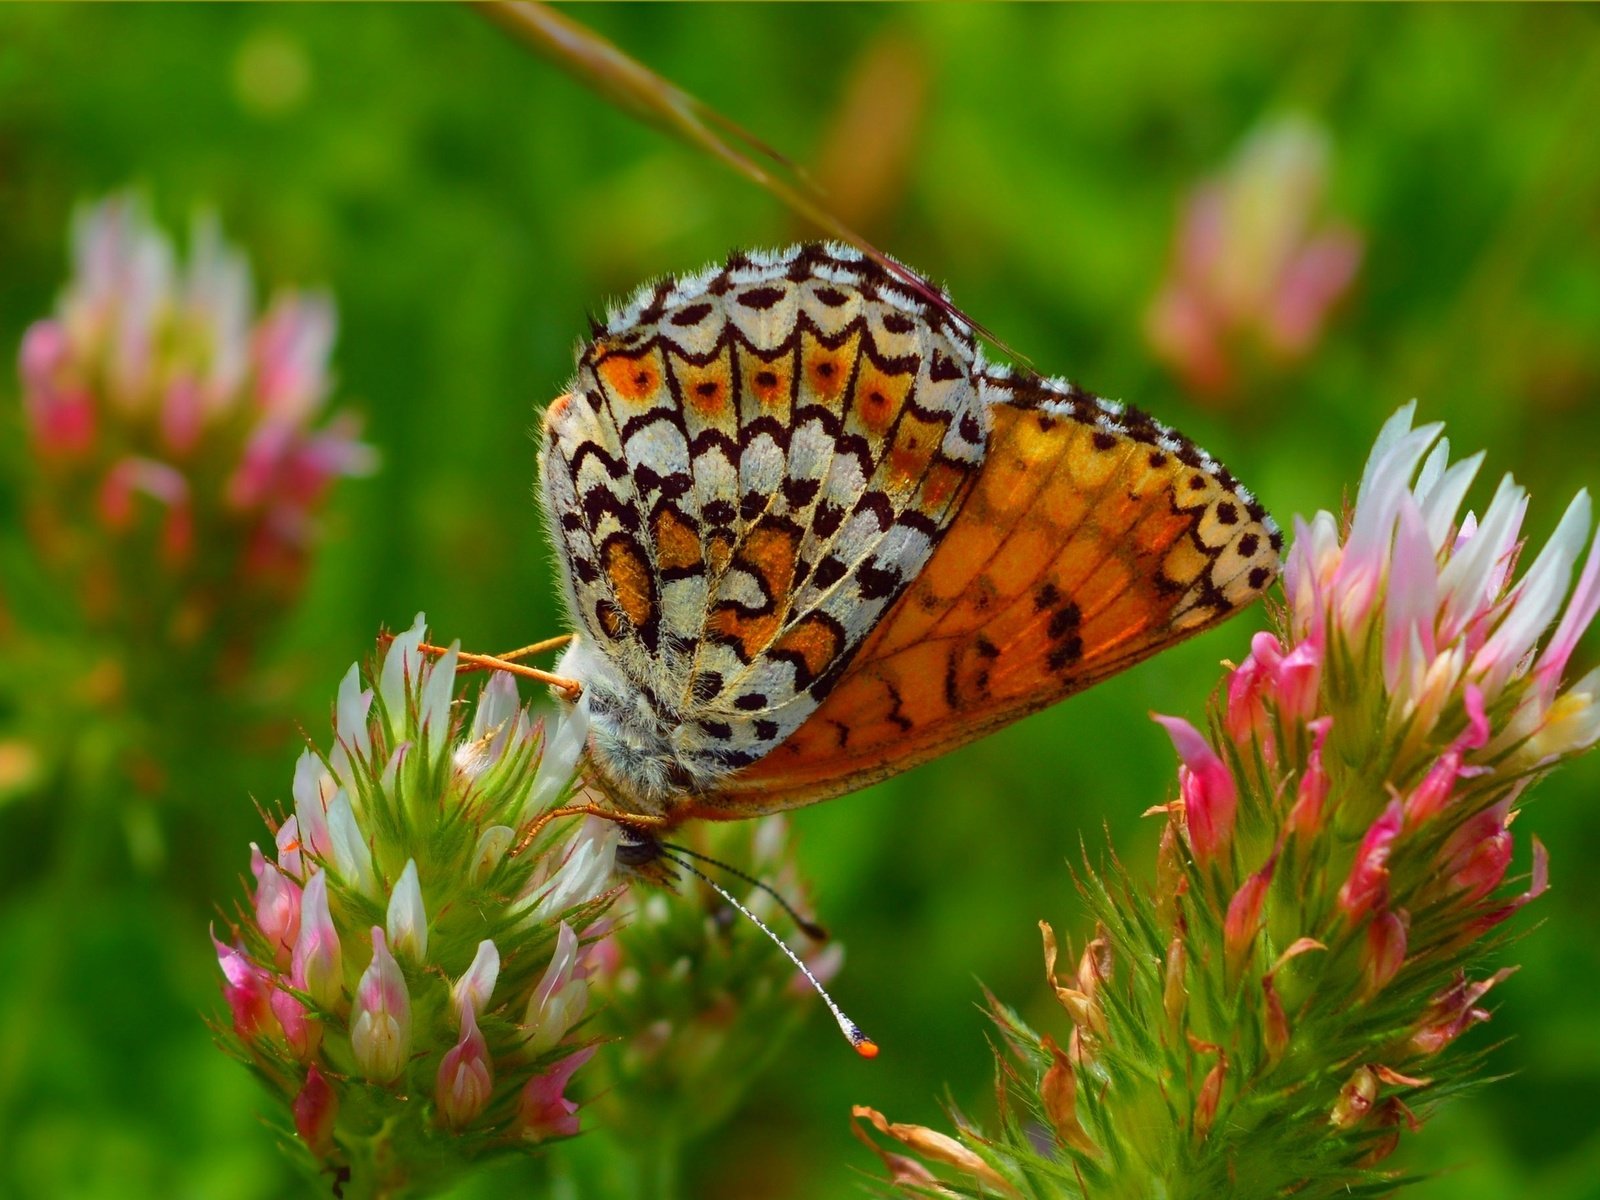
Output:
[{"xmin": 3, "ymin": 4, "xmax": 1599, "ymax": 1197}]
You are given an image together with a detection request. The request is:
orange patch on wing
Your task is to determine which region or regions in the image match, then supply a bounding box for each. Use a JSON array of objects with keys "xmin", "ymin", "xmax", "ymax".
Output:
[
  {"xmin": 919, "ymin": 460, "xmax": 970, "ymax": 511},
  {"xmin": 742, "ymin": 523, "xmax": 800, "ymax": 594},
  {"xmin": 707, "ymin": 530, "xmax": 735, "ymax": 576},
  {"xmin": 770, "ymin": 613, "xmax": 844, "ymax": 683},
  {"xmin": 601, "ymin": 538, "xmax": 656, "ymax": 630},
  {"xmin": 886, "ymin": 413, "xmax": 942, "ymax": 486},
  {"xmin": 597, "ymin": 349, "xmax": 665, "ymax": 405},
  {"xmin": 743, "ymin": 351, "xmax": 792, "ymax": 411},
  {"xmin": 676, "ymin": 351, "xmax": 735, "ymax": 417},
  {"xmin": 652, "ymin": 508, "xmax": 702, "ymax": 574},
  {"xmin": 708, "ymin": 523, "xmax": 800, "ymax": 661},
  {"xmin": 852, "ymin": 362, "xmax": 912, "ymax": 436},
  {"xmin": 802, "ymin": 330, "xmax": 859, "ymax": 403}
]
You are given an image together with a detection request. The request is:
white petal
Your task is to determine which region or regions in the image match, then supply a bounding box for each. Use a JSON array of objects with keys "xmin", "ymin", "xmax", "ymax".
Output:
[
  {"xmin": 1417, "ymin": 450, "xmax": 1484, "ymax": 554},
  {"xmin": 471, "ymin": 825, "xmax": 514, "ymax": 883},
  {"xmin": 452, "ymin": 939, "xmax": 502, "ymax": 1019},
  {"xmin": 386, "ymin": 859, "xmax": 429, "ymax": 964},
  {"xmin": 292, "ymin": 749, "xmax": 332, "ymax": 859},
  {"xmin": 420, "ymin": 640, "xmax": 459, "ymax": 758},
  {"xmin": 379, "ymin": 613, "xmax": 428, "ymax": 737},
  {"xmin": 471, "ymin": 672, "xmax": 521, "ymax": 745},
  {"xmin": 1437, "ymin": 474, "xmax": 1526, "ymax": 643},
  {"xmin": 336, "ymin": 663, "xmax": 373, "ymax": 759},
  {"xmin": 1355, "ymin": 402, "xmax": 1419, "ymax": 507},
  {"xmin": 1383, "ymin": 496, "xmax": 1439, "ymax": 693},
  {"xmin": 520, "ymin": 701, "xmax": 591, "ymax": 824},
  {"xmin": 1472, "ymin": 489, "xmax": 1591, "ymax": 696},
  {"xmin": 326, "ymin": 787, "xmax": 376, "ymax": 897}
]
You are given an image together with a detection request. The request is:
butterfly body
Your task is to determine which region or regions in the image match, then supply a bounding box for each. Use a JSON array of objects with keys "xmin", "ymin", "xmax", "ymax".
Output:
[{"xmin": 540, "ymin": 243, "xmax": 1280, "ymax": 825}]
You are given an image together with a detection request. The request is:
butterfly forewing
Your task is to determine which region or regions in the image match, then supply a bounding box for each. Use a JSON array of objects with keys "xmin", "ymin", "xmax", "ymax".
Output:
[{"xmin": 683, "ymin": 368, "xmax": 1281, "ymax": 817}]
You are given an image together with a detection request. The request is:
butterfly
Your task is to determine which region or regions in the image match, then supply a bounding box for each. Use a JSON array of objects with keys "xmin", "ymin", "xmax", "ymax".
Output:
[{"xmin": 537, "ymin": 242, "xmax": 1280, "ymax": 831}]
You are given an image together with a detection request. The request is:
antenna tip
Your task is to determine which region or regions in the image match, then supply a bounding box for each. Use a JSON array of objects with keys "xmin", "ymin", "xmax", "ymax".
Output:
[{"xmin": 848, "ymin": 1025, "xmax": 879, "ymax": 1059}]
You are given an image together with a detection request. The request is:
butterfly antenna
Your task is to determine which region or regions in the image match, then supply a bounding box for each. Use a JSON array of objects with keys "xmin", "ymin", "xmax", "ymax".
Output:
[
  {"xmin": 659, "ymin": 841, "xmax": 829, "ymax": 941},
  {"xmin": 656, "ymin": 848, "xmax": 878, "ymax": 1059}
]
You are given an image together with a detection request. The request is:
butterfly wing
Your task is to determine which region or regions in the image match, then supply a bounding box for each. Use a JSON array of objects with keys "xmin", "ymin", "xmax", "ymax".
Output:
[
  {"xmin": 683, "ymin": 369, "xmax": 1282, "ymax": 817},
  {"xmin": 540, "ymin": 245, "xmax": 992, "ymax": 807}
]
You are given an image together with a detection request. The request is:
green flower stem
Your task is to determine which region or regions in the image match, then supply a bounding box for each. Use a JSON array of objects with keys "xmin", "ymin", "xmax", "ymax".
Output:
[{"xmin": 339, "ymin": 1122, "xmax": 419, "ymax": 1200}]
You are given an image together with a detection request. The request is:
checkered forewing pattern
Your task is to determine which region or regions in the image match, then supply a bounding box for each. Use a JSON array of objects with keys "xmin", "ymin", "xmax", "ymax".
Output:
[{"xmin": 540, "ymin": 244, "xmax": 988, "ymax": 806}]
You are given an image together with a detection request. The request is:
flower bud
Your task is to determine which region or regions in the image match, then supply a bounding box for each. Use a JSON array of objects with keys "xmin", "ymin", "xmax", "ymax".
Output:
[
  {"xmin": 1330, "ymin": 1065, "xmax": 1378, "ymax": 1129},
  {"xmin": 525, "ymin": 922, "xmax": 590, "ymax": 1054},
  {"xmin": 293, "ymin": 1065, "xmax": 338, "ymax": 1159},
  {"xmin": 1193, "ymin": 1049, "xmax": 1227, "ymax": 1143},
  {"xmin": 1163, "ymin": 938, "xmax": 1187, "ymax": 1036},
  {"xmin": 517, "ymin": 1047, "xmax": 595, "ymax": 1142},
  {"xmin": 1337, "ymin": 802, "xmax": 1403, "ymax": 921},
  {"xmin": 1411, "ymin": 969, "xmax": 1515, "ymax": 1056},
  {"xmin": 1287, "ymin": 717, "xmax": 1332, "ymax": 838},
  {"xmin": 1039, "ymin": 1034, "xmax": 1095, "ymax": 1154},
  {"xmin": 1261, "ymin": 973, "xmax": 1290, "ymax": 1066},
  {"xmin": 1404, "ymin": 750, "xmax": 1462, "ymax": 825},
  {"xmin": 386, "ymin": 858, "xmax": 428, "ymax": 965},
  {"xmin": 214, "ymin": 933, "xmax": 275, "ymax": 1039},
  {"xmin": 291, "ymin": 869, "xmax": 343, "ymax": 1011},
  {"xmin": 350, "ymin": 927, "xmax": 412, "ymax": 1083},
  {"xmin": 436, "ymin": 1003, "xmax": 493, "ymax": 1129},
  {"xmin": 1223, "ymin": 853, "xmax": 1276, "ymax": 982},
  {"xmin": 271, "ymin": 986, "xmax": 322, "ymax": 1061},
  {"xmin": 325, "ymin": 787, "xmax": 376, "ymax": 898},
  {"xmin": 471, "ymin": 825, "xmax": 515, "ymax": 883},
  {"xmin": 1224, "ymin": 633, "xmax": 1280, "ymax": 750},
  {"xmin": 452, "ymin": 939, "xmax": 501, "ymax": 1022},
  {"xmin": 1441, "ymin": 804, "xmax": 1513, "ymax": 902},
  {"xmin": 1153, "ymin": 714, "xmax": 1237, "ymax": 866},
  {"xmin": 1273, "ymin": 639, "xmax": 1323, "ymax": 725},
  {"xmin": 251, "ymin": 844, "xmax": 302, "ymax": 967},
  {"xmin": 1360, "ymin": 908, "xmax": 1409, "ymax": 998},
  {"xmin": 275, "ymin": 814, "xmax": 305, "ymax": 881}
]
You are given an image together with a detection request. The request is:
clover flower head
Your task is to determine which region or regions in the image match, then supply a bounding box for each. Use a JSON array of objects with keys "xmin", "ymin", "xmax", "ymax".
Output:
[
  {"xmin": 212, "ymin": 617, "xmax": 615, "ymax": 1186},
  {"xmin": 857, "ymin": 406, "xmax": 1594, "ymax": 1197}
]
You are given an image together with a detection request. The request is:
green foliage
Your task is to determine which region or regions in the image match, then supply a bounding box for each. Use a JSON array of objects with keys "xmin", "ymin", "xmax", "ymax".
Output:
[{"xmin": 2, "ymin": 6, "xmax": 1598, "ymax": 1198}]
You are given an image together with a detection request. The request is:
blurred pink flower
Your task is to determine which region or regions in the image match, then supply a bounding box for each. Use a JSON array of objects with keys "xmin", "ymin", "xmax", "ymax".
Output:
[
  {"xmin": 1146, "ymin": 115, "xmax": 1363, "ymax": 397},
  {"xmin": 15, "ymin": 193, "xmax": 375, "ymax": 667}
]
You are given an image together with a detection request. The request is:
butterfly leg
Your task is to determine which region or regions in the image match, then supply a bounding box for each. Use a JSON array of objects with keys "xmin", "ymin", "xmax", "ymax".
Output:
[
  {"xmin": 459, "ymin": 633, "xmax": 574, "ymax": 667},
  {"xmin": 511, "ymin": 803, "xmax": 670, "ymax": 858},
  {"xmin": 412, "ymin": 639, "xmax": 583, "ymax": 702}
]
